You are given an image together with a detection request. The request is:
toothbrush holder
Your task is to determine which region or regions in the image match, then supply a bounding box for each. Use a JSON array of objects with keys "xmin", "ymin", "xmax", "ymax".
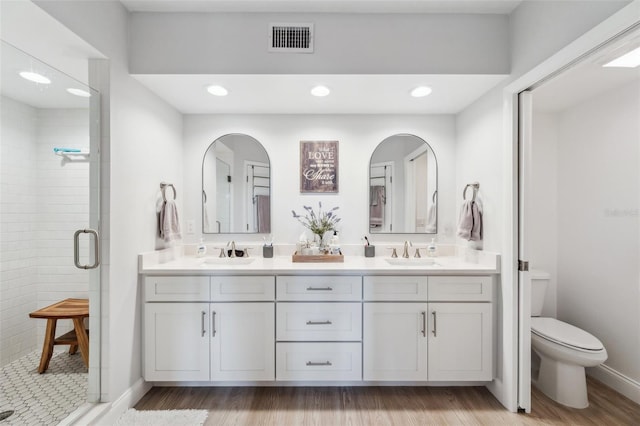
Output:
[
  {"xmin": 263, "ymin": 245, "xmax": 274, "ymax": 258},
  {"xmin": 364, "ymin": 245, "xmax": 375, "ymax": 258}
]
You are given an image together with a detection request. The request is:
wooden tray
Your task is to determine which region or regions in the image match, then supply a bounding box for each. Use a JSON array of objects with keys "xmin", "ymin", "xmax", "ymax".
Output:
[{"xmin": 292, "ymin": 251, "xmax": 344, "ymax": 263}]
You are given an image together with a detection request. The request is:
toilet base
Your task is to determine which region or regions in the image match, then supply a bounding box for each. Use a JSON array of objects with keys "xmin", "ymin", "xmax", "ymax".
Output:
[{"xmin": 535, "ymin": 356, "xmax": 588, "ymax": 409}]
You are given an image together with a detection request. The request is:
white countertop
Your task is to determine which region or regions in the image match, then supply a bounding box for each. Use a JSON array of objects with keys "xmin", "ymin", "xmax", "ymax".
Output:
[{"xmin": 139, "ymin": 248, "xmax": 500, "ymax": 276}]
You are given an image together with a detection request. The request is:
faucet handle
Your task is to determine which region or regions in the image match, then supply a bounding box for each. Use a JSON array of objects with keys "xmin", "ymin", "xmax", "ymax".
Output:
[
  {"xmin": 243, "ymin": 247, "xmax": 253, "ymax": 258},
  {"xmin": 414, "ymin": 247, "xmax": 423, "ymax": 258},
  {"xmin": 217, "ymin": 248, "xmax": 226, "ymax": 258},
  {"xmin": 387, "ymin": 247, "xmax": 398, "ymax": 258}
]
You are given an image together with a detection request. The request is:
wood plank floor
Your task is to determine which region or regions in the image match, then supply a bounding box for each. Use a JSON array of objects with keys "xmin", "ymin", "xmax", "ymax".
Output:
[{"xmin": 135, "ymin": 377, "xmax": 640, "ymax": 425}]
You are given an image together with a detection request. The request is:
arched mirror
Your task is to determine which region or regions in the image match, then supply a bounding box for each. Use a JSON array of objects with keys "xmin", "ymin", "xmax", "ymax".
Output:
[
  {"xmin": 202, "ymin": 134, "xmax": 270, "ymax": 233},
  {"xmin": 369, "ymin": 134, "xmax": 437, "ymax": 233}
]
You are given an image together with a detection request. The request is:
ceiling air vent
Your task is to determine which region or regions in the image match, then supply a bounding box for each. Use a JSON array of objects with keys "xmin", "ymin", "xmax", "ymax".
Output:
[{"xmin": 269, "ymin": 23, "xmax": 314, "ymax": 53}]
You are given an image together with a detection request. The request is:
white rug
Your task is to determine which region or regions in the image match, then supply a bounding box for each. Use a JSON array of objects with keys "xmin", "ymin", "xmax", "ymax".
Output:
[{"xmin": 114, "ymin": 409, "xmax": 208, "ymax": 425}]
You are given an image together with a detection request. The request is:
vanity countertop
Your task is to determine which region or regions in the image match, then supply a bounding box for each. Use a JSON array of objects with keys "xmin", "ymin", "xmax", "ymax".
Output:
[{"xmin": 139, "ymin": 251, "xmax": 500, "ymax": 276}]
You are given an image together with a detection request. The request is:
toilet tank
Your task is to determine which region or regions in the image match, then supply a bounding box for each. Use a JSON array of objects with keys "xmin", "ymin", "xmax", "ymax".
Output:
[{"xmin": 530, "ymin": 270, "xmax": 550, "ymax": 317}]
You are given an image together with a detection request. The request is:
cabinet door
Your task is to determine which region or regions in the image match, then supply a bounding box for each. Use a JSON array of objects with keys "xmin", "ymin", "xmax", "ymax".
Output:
[
  {"xmin": 144, "ymin": 303, "xmax": 210, "ymax": 381},
  {"xmin": 210, "ymin": 303, "xmax": 275, "ymax": 381},
  {"xmin": 428, "ymin": 302, "xmax": 493, "ymax": 381},
  {"xmin": 363, "ymin": 303, "xmax": 428, "ymax": 381}
]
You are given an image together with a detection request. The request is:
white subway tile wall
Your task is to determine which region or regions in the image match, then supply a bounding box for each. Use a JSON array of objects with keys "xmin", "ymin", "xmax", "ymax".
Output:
[{"xmin": 0, "ymin": 97, "xmax": 90, "ymax": 366}]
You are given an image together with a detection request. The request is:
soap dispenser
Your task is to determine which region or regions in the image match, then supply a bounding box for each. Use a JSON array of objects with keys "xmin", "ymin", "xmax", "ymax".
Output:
[
  {"xmin": 329, "ymin": 231, "xmax": 341, "ymax": 255},
  {"xmin": 427, "ymin": 238, "xmax": 437, "ymax": 257},
  {"xmin": 196, "ymin": 238, "xmax": 207, "ymax": 257}
]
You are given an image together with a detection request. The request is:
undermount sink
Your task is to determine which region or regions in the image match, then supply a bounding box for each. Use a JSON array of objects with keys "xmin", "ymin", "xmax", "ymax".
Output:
[
  {"xmin": 385, "ymin": 257, "xmax": 439, "ymax": 266},
  {"xmin": 201, "ymin": 257, "xmax": 256, "ymax": 266}
]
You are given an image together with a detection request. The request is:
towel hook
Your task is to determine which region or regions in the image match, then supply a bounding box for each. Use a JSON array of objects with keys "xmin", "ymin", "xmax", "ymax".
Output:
[
  {"xmin": 160, "ymin": 182, "xmax": 177, "ymax": 202},
  {"xmin": 463, "ymin": 182, "xmax": 480, "ymax": 202},
  {"xmin": 432, "ymin": 190, "xmax": 438, "ymax": 203}
]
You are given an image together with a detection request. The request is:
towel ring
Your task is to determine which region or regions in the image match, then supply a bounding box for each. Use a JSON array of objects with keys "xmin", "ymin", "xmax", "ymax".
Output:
[
  {"xmin": 432, "ymin": 190, "xmax": 438, "ymax": 203},
  {"xmin": 160, "ymin": 183, "xmax": 177, "ymax": 202},
  {"xmin": 463, "ymin": 183, "xmax": 479, "ymax": 202},
  {"xmin": 202, "ymin": 190, "xmax": 207, "ymax": 204}
]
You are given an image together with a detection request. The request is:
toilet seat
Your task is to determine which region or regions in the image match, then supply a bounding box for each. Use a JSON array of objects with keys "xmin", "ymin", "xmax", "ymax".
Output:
[{"xmin": 531, "ymin": 317, "xmax": 604, "ymax": 352}]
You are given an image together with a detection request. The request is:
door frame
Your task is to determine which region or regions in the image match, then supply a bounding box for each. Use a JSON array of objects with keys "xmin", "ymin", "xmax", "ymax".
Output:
[{"xmin": 503, "ymin": 2, "xmax": 640, "ymax": 412}]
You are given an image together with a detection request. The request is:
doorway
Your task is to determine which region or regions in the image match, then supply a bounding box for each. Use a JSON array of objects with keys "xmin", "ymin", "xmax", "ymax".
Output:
[
  {"xmin": 0, "ymin": 41, "xmax": 101, "ymax": 423},
  {"xmin": 517, "ymin": 27, "xmax": 640, "ymax": 411}
]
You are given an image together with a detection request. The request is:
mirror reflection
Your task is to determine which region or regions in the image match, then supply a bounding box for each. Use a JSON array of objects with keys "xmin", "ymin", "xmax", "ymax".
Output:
[
  {"xmin": 202, "ymin": 134, "xmax": 271, "ymax": 234},
  {"xmin": 369, "ymin": 134, "xmax": 437, "ymax": 234}
]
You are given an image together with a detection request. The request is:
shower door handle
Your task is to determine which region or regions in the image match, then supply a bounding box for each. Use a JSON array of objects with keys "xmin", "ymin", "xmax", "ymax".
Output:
[{"xmin": 74, "ymin": 229, "xmax": 100, "ymax": 269}]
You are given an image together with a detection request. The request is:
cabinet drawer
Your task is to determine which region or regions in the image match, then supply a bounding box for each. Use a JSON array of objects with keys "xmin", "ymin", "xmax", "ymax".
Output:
[
  {"xmin": 277, "ymin": 276, "xmax": 362, "ymax": 301},
  {"xmin": 211, "ymin": 276, "xmax": 275, "ymax": 301},
  {"xmin": 363, "ymin": 276, "xmax": 428, "ymax": 301},
  {"xmin": 276, "ymin": 303, "xmax": 362, "ymax": 341},
  {"xmin": 428, "ymin": 276, "xmax": 493, "ymax": 302},
  {"xmin": 276, "ymin": 342, "xmax": 362, "ymax": 381},
  {"xmin": 145, "ymin": 276, "xmax": 210, "ymax": 302}
]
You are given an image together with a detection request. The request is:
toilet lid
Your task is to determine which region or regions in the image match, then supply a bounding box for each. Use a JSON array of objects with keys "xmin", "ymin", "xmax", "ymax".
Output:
[{"xmin": 531, "ymin": 317, "xmax": 604, "ymax": 351}]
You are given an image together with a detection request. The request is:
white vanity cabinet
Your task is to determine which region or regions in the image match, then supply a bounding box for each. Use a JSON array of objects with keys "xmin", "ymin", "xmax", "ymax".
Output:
[
  {"xmin": 363, "ymin": 276, "xmax": 429, "ymax": 381},
  {"xmin": 143, "ymin": 275, "xmax": 275, "ymax": 382},
  {"xmin": 427, "ymin": 276, "xmax": 493, "ymax": 381},
  {"xmin": 142, "ymin": 270, "xmax": 495, "ymax": 384},
  {"xmin": 144, "ymin": 301, "xmax": 210, "ymax": 381},
  {"xmin": 275, "ymin": 275, "xmax": 363, "ymax": 381},
  {"xmin": 363, "ymin": 275, "xmax": 494, "ymax": 382}
]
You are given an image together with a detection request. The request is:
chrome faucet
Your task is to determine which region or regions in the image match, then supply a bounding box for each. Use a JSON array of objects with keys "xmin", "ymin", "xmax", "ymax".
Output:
[
  {"xmin": 402, "ymin": 241, "xmax": 412, "ymax": 258},
  {"xmin": 227, "ymin": 241, "xmax": 236, "ymax": 258}
]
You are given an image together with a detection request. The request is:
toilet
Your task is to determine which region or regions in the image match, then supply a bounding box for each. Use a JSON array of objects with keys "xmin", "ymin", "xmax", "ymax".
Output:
[{"xmin": 530, "ymin": 271, "xmax": 608, "ymax": 409}]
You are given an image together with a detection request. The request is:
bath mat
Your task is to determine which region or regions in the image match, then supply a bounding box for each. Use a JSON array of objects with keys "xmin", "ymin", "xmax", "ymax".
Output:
[{"xmin": 114, "ymin": 409, "xmax": 208, "ymax": 425}]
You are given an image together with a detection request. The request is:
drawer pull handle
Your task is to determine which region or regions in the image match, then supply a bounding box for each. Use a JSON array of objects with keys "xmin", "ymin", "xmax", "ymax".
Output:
[
  {"xmin": 306, "ymin": 286, "xmax": 333, "ymax": 291},
  {"xmin": 212, "ymin": 311, "xmax": 217, "ymax": 337},
  {"xmin": 306, "ymin": 320, "xmax": 332, "ymax": 325},
  {"xmin": 306, "ymin": 361, "xmax": 332, "ymax": 366},
  {"xmin": 201, "ymin": 311, "xmax": 206, "ymax": 337},
  {"xmin": 432, "ymin": 311, "xmax": 437, "ymax": 337},
  {"xmin": 421, "ymin": 311, "xmax": 426, "ymax": 337}
]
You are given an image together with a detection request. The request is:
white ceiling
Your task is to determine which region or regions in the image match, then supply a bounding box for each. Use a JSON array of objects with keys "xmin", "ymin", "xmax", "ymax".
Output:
[
  {"xmin": 132, "ymin": 74, "xmax": 508, "ymax": 114},
  {"xmin": 120, "ymin": 0, "xmax": 522, "ymax": 14},
  {"xmin": 533, "ymin": 30, "xmax": 640, "ymax": 112}
]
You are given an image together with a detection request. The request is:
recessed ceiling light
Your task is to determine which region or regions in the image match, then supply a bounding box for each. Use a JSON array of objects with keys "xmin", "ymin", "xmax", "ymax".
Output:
[
  {"xmin": 66, "ymin": 88, "xmax": 91, "ymax": 98},
  {"xmin": 19, "ymin": 71, "xmax": 51, "ymax": 84},
  {"xmin": 603, "ymin": 46, "xmax": 640, "ymax": 68},
  {"xmin": 206, "ymin": 85, "xmax": 228, "ymax": 96},
  {"xmin": 411, "ymin": 86, "xmax": 432, "ymax": 98},
  {"xmin": 311, "ymin": 85, "xmax": 330, "ymax": 97}
]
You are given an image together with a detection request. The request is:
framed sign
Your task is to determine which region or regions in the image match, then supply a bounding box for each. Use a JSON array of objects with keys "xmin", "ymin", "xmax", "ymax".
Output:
[{"xmin": 300, "ymin": 140, "xmax": 339, "ymax": 193}]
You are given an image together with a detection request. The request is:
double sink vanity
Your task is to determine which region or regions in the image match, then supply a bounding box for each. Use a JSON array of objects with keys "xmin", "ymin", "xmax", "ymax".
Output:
[{"xmin": 139, "ymin": 247, "xmax": 499, "ymax": 386}]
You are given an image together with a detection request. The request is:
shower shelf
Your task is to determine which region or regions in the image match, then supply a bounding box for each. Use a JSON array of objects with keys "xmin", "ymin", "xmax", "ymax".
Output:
[{"xmin": 54, "ymin": 150, "xmax": 90, "ymax": 158}]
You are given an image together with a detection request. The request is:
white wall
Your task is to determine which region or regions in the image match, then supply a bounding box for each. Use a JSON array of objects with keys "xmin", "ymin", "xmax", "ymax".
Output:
[
  {"xmin": 555, "ymin": 80, "xmax": 639, "ymax": 384},
  {"xmin": 34, "ymin": 0, "xmax": 184, "ymax": 402},
  {"xmin": 183, "ymin": 114, "xmax": 457, "ymax": 247},
  {"xmin": 130, "ymin": 12, "xmax": 509, "ymax": 74},
  {"xmin": 0, "ymin": 96, "xmax": 38, "ymax": 366},
  {"xmin": 530, "ymin": 112, "xmax": 558, "ymax": 318}
]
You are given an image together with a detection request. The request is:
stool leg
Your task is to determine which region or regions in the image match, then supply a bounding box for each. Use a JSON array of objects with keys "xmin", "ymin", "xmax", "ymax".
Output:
[
  {"xmin": 38, "ymin": 319, "xmax": 57, "ymax": 374},
  {"xmin": 69, "ymin": 345, "xmax": 78, "ymax": 355},
  {"xmin": 73, "ymin": 318, "xmax": 89, "ymax": 367}
]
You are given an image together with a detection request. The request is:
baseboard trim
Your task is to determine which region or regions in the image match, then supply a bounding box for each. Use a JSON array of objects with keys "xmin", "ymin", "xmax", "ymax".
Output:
[
  {"xmin": 86, "ymin": 378, "xmax": 151, "ymax": 425},
  {"xmin": 588, "ymin": 364, "xmax": 640, "ymax": 405}
]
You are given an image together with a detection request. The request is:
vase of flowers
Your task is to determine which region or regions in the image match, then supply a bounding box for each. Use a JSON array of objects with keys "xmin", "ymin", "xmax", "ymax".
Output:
[{"xmin": 292, "ymin": 202, "xmax": 340, "ymax": 250}]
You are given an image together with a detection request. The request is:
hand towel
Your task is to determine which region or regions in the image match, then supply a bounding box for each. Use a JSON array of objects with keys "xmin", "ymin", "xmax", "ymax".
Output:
[
  {"xmin": 425, "ymin": 201, "xmax": 437, "ymax": 233},
  {"xmin": 369, "ymin": 185, "xmax": 385, "ymax": 227},
  {"xmin": 256, "ymin": 195, "xmax": 271, "ymax": 233},
  {"xmin": 456, "ymin": 200, "xmax": 483, "ymax": 241},
  {"xmin": 160, "ymin": 200, "xmax": 182, "ymax": 242}
]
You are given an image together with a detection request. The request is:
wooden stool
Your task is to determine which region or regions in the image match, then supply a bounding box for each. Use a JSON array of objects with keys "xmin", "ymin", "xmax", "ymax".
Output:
[{"xmin": 29, "ymin": 298, "xmax": 89, "ymax": 373}]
